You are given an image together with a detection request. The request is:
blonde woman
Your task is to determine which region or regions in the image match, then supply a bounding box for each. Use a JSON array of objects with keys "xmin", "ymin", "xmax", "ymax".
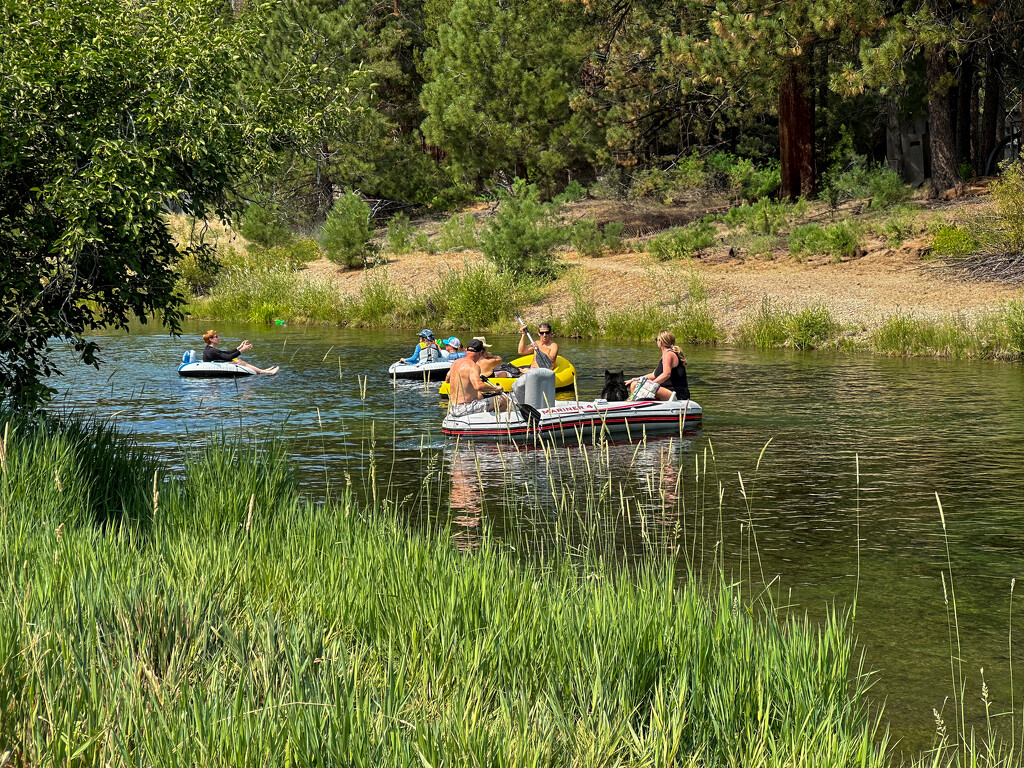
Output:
[{"xmin": 628, "ymin": 330, "xmax": 689, "ymax": 401}]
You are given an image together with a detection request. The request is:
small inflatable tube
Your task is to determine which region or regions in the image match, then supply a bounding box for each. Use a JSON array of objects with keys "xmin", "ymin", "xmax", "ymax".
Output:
[
  {"xmin": 388, "ymin": 359, "xmax": 453, "ymax": 381},
  {"xmin": 439, "ymin": 355, "xmax": 576, "ymax": 396},
  {"xmin": 177, "ymin": 350, "xmax": 256, "ymax": 378}
]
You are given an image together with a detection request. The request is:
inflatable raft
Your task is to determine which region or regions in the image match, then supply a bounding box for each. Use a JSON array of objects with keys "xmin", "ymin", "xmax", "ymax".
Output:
[
  {"xmin": 177, "ymin": 351, "xmax": 256, "ymax": 378},
  {"xmin": 438, "ymin": 354, "xmax": 576, "ymax": 396},
  {"xmin": 442, "ymin": 368, "xmax": 700, "ymax": 441},
  {"xmin": 387, "ymin": 359, "xmax": 453, "ymax": 381}
]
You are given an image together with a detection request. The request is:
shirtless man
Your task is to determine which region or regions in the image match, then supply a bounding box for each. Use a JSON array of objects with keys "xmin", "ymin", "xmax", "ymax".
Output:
[
  {"xmin": 517, "ymin": 321, "xmax": 558, "ymax": 369},
  {"xmin": 446, "ymin": 339, "xmax": 510, "ymax": 416}
]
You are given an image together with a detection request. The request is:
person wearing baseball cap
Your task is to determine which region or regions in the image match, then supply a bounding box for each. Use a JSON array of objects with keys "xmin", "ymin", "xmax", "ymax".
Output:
[
  {"xmin": 441, "ymin": 337, "xmax": 466, "ymax": 361},
  {"xmin": 445, "ymin": 338, "xmax": 510, "ymax": 417},
  {"xmin": 399, "ymin": 329, "xmax": 441, "ymax": 364}
]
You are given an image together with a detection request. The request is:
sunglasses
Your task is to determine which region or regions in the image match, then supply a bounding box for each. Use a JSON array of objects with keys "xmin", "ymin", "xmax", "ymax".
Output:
[{"xmin": 539, "ymin": 330, "xmax": 552, "ymax": 335}]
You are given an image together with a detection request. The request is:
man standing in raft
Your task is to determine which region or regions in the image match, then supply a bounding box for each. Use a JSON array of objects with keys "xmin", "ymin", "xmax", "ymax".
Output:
[
  {"xmin": 447, "ymin": 339, "xmax": 510, "ymax": 416},
  {"xmin": 518, "ymin": 321, "xmax": 558, "ymax": 369},
  {"xmin": 202, "ymin": 330, "xmax": 280, "ymax": 374}
]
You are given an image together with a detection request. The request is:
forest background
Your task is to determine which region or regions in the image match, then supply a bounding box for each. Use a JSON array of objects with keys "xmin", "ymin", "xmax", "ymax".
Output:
[{"xmin": 2, "ymin": 0, "xmax": 1024, "ymax": 403}]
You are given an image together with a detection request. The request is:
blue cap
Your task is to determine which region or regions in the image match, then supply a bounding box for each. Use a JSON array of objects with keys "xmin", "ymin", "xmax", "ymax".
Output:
[{"xmin": 418, "ymin": 329, "xmax": 434, "ymax": 341}]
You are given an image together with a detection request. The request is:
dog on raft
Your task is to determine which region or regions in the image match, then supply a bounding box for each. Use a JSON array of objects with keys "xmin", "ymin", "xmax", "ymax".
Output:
[{"xmin": 601, "ymin": 370, "xmax": 629, "ymax": 401}]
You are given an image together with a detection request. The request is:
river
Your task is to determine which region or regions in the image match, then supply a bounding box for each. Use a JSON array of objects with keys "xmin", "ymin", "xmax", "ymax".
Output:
[{"xmin": 49, "ymin": 320, "xmax": 1024, "ymax": 755}]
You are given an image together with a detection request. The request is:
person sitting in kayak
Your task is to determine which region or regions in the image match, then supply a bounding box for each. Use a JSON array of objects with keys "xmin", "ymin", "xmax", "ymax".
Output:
[
  {"xmin": 400, "ymin": 330, "xmax": 442, "ymax": 364},
  {"xmin": 518, "ymin": 322, "xmax": 558, "ymax": 369},
  {"xmin": 628, "ymin": 330, "xmax": 689, "ymax": 401},
  {"xmin": 202, "ymin": 330, "xmax": 280, "ymax": 375},
  {"xmin": 441, "ymin": 337, "xmax": 466, "ymax": 361},
  {"xmin": 447, "ymin": 339, "xmax": 510, "ymax": 417}
]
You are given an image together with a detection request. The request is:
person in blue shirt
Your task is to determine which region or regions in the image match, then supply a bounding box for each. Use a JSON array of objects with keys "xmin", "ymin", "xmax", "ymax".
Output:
[
  {"xmin": 441, "ymin": 337, "xmax": 466, "ymax": 360},
  {"xmin": 400, "ymin": 330, "xmax": 442, "ymax": 364}
]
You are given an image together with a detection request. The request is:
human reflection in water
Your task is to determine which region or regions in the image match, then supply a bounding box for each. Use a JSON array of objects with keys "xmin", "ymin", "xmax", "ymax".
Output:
[{"xmin": 447, "ymin": 447, "xmax": 484, "ymax": 552}]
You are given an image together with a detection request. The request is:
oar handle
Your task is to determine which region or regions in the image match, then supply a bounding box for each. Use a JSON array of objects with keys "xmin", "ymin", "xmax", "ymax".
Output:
[{"xmin": 515, "ymin": 314, "xmax": 536, "ymax": 345}]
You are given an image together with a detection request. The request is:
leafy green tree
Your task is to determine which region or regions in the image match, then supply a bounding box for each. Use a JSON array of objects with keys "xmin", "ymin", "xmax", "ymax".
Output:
[
  {"xmin": 241, "ymin": 201, "xmax": 295, "ymax": 248},
  {"xmin": 0, "ymin": 0, "xmax": 361, "ymax": 405},
  {"xmin": 420, "ymin": 0, "xmax": 602, "ymax": 189}
]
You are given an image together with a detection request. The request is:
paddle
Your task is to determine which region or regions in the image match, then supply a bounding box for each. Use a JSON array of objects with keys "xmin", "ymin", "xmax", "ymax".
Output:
[{"xmin": 515, "ymin": 313, "xmax": 553, "ymax": 369}]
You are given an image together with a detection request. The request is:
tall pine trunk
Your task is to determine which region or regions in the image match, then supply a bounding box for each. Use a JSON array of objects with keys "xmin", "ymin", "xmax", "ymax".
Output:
[
  {"xmin": 779, "ymin": 54, "xmax": 815, "ymax": 200},
  {"xmin": 981, "ymin": 46, "xmax": 1003, "ymax": 174},
  {"xmin": 926, "ymin": 44, "xmax": 963, "ymax": 197}
]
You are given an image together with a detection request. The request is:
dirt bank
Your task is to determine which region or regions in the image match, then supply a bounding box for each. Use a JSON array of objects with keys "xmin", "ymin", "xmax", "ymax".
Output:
[{"xmin": 301, "ymin": 193, "xmax": 1021, "ymax": 334}]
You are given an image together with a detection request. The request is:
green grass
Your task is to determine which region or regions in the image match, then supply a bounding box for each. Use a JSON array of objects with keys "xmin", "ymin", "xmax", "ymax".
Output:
[
  {"xmin": 789, "ymin": 222, "xmax": 864, "ymax": 262},
  {"xmin": 736, "ymin": 298, "xmax": 841, "ymax": 350},
  {"xmin": 0, "ymin": 417, "xmax": 900, "ymax": 768},
  {"xmin": 870, "ymin": 304, "xmax": 1024, "ymax": 360}
]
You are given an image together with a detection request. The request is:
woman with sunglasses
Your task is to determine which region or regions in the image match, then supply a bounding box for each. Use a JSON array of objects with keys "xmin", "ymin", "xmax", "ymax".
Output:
[
  {"xmin": 202, "ymin": 330, "xmax": 280, "ymax": 375},
  {"xmin": 517, "ymin": 321, "xmax": 558, "ymax": 369}
]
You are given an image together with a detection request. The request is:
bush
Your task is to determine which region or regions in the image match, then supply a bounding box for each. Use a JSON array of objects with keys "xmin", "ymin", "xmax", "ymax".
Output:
[
  {"xmin": 647, "ymin": 219, "xmax": 716, "ymax": 260},
  {"xmin": 240, "ymin": 201, "xmax": 294, "ymax": 248},
  {"xmin": 355, "ymin": 269, "xmax": 403, "ymax": 325},
  {"xmin": 978, "ymin": 161, "xmax": 1024, "ymax": 255},
  {"xmin": 603, "ymin": 303, "xmax": 674, "ymax": 342},
  {"xmin": 818, "ymin": 132, "xmax": 910, "ymax": 210},
  {"xmin": 787, "ymin": 304, "xmax": 840, "ymax": 349},
  {"xmin": 436, "ymin": 213, "xmax": 479, "ymax": 251},
  {"xmin": 736, "ymin": 296, "xmax": 791, "ymax": 349},
  {"xmin": 677, "ymin": 302, "xmax": 721, "ymax": 345},
  {"xmin": 385, "ymin": 214, "xmax": 414, "ymax": 255},
  {"xmin": 867, "ymin": 167, "xmax": 911, "ymax": 209},
  {"xmin": 789, "ymin": 222, "xmax": 863, "ymax": 261},
  {"xmin": 413, "ymin": 231, "xmax": 438, "ymax": 255},
  {"xmin": 322, "ymin": 192, "xmax": 374, "ymax": 269},
  {"xmin": 930, "ymin": 225, "xmax": 978, "ymax": 257},
  {"xmin": 428, "ymin": 262, "xmax": 535, "ymax": 329},
  {"xmin": 552, "ymin": 180, "xmax": 586, "ymax": 204},
  {"xmin": 706, "ymin": 153, "xmax": 781, "ymax": 201},
  {"xmin": 173, "ymin": 243, "xmax": 221, "ymax": 296},
  {"xmin": 627, "ymin": 155, "xmax": 706, "ymax": 204},
  {"xmin": 722, "ymin": 198, "xmax": 806, "ymax": 236},
  {"xmin": 480, "ymin": 179, "xmax": 564, "ymax": 279},
  {"xmin": 570, "ymin": 218, "xmax": 623, "ymax": 257},
  {"xmin": 561, "ymin": 271, "xmax": 600, "ymax": 338}
]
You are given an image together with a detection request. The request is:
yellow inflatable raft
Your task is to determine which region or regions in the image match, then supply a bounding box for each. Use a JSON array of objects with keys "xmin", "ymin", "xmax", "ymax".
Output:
[{"xmin": 439, "ymin": 354, "xmax": 577, "ymax": 396}]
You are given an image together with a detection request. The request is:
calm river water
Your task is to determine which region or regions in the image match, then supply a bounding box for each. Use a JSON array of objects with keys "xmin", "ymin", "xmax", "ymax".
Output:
[{"xmin": 50, "ymin": 320, "xmax": 1024, "ymax": 754}]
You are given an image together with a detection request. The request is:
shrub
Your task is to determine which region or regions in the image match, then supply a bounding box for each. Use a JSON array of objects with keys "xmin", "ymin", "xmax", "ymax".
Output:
[
  {"xmin": 413, "ymin": 231, "xmax": 438, "ymax": 255},
  {"xmin": 561, "ymin": 271, "xmax": 600, "ymax": 338},
  {"xmin": 627, "ymin": 155, "xmax": 706, "ymax": 205},
  {"xmin": 930, "ymin": 225, "xmax": 977, "ymax": 257},
  {"xmin": 677, "ymin": 301, "xmax": 721, "ymax": 345},
  {"xmin": 647, "ymin": 219, "xmax": 716, "ymax": 260},
  {"xmin": 873, "ymin": 206, "xmax": 919, "ymax": 245},
  {"xmin": 979, "ymin": 161, "xmax": 1024, "ymax": 254},
  {"xmin": 570, "ymin": 218, "xmax": 623, "ymax": 257},
  {"xmin": 603, "ymin": 303, "xmax": 674, "ymax": 342},
  {"xmin": 385, "ymin": 214, "xmax": 414, "ymax": 255},
  {"xmin": 722, "ymin": 198, "xmax": 806, "ymax": 236},
  {"xmin": 480, "ymin": 179, "xmax": 564, "ymax": 279},
  {"xmin": 240, "ymin": 201, "xmax": 294, "ymax": 248},
  {"xmin": 552, "ymin": 180, "xmax": 586, "ymax": 204},
  {"xmin": 173, "ymin": 243, "xmax": 221, "ymax": 296},
  {"xmin": 787, "ymin": 304, "xmax": 840, "ymax": 349},
  {"xmin": 789, "ymin": 222, "xmax": 863, "ymax": 261},
  {"xmin": 355, "ymin": 269, "xmax": 403, "ymax": 325},
  {"xmin": 322, "ymin": 192, "xmax": 374, "ymax": 269},
  {"xmin": 736, "ymin": 296, "xmax": 791, "ymax": 349},
  {"xmin": 867, "ymin": 167, "xmax": 912, "ymax": 209},
  {"xmin": 436, "ymin": 213, "xmax": 479, "ymax": 251},
  {"xmin": 428, "ymin": 262, "xmax": 534, "ymax": 329},
  {"xmin": 819, "ymin": 134, "xmax": 910, "ymax": 210}
]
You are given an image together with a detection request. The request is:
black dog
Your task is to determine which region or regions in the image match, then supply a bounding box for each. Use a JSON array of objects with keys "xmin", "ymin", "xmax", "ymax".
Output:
[{"xmin": 601, "ymin": 370, "xmax": 629, "ymax": 401}]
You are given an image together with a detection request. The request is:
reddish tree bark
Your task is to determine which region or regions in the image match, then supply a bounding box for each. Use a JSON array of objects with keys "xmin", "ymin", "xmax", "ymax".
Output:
[
  {"xmin": 926, "ymin": 45, "xmax": 963, "ymax": 197},
  {"xmin": 779, "ymin": 56, "xmax": 816, "ymax": 200}
]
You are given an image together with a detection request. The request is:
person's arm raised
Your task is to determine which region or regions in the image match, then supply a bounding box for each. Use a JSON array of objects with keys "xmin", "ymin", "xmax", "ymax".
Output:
[{"xmin": 517, "ymin": 328, "xmax": 533, "ymax": 355}]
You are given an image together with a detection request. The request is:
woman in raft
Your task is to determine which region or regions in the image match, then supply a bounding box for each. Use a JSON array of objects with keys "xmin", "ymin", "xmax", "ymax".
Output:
[
  {"xmin": 628, "ymin": 330, "xmax": 689, "ymax": 401},
  {"xmin": 202, "ymin": 330, "xmax": 280, "ymax": 374}
]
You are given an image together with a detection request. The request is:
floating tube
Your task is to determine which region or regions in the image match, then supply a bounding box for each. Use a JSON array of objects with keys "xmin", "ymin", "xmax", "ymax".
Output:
[
  {"xmin": 438, "ymin": 355, "xmax": 576, "ymax": 396},
  {"xmin": 177, "ymin": 350, "xmax": 256, "ymax": 378},
  {"xmin": 387, "ymin": 359, "xmax": 453, "ymax": 381}
]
